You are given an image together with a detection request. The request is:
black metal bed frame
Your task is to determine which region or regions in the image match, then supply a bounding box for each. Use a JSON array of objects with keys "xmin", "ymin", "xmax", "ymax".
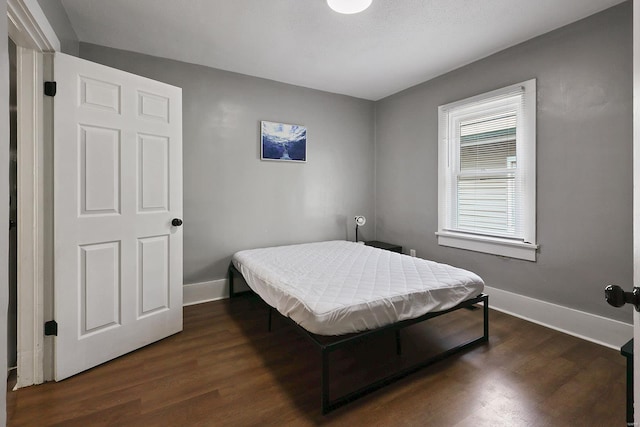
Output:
[{"xmin": 228, "ymin": 264, "xmax": 489, "ymax": 414}]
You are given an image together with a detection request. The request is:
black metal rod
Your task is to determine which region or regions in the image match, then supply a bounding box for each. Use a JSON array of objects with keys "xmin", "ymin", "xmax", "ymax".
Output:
[
  {"xmin": 321, "ymin": 349, "xmax": 331, "ymax": 414},
  {"xmin": 286, "ymin": 295, "xmax": 488, "ymax": 414},
  {"xmin": 275, "ymin": 295, "xmax": 488, "ymax": 356},
  {"xmin": 322, "ymin": 295, "xmax": 487, "ymax": 351},
  {"xmin": 320, "ymin": 296, "xmax": 488, "ymax": 413},
  {"xmin": 228, "ymin": 265, "xmax": 235, "ymax": 298},
  {"xmin": 483, "ymin": 296, "xmax": 489, "ymax": 341},
  {"xmin": 228, "ymin": 264, "xmax": 253, "ymax": 297},
  {"xmin": 323, "ymin": 334, "xmax": 487, "ymax": 414}
]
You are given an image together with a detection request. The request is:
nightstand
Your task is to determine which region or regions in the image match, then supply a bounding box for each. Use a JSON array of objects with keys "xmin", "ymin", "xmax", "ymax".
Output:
[{"xmin": 365, "ymin": 240, "xmax": 402, "ymax": 253}]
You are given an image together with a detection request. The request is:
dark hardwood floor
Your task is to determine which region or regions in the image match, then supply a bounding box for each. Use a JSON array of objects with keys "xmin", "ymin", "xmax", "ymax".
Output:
[{"xmin": 7, "ymin": 295, "xmax": 627, "ymax": 426}]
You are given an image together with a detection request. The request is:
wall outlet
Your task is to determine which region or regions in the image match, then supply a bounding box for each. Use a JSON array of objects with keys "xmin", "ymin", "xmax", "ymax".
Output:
[{"xmin": 409, "ymin": 249, "xmax": 416, "ymax": 257}]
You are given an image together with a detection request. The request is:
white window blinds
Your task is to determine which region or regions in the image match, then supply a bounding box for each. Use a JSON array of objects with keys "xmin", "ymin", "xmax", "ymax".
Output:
[
  {"xmin": 457, "ymin": 111, "xmax": 518, "ymax": 237},
  {"xmin": 438, "ymin": 80, "xmax": 536, "ymax": 249}
]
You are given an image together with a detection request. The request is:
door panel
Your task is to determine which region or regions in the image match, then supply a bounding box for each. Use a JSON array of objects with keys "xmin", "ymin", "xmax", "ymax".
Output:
[
  {"xmin": 138, "ymin": 235, "xmax": 169, "ymax": 315},
  {"xmin": 138, "ymin": 134, "xmax": 169, "ymax": 211},
  {"xmin": 54, "ymin": 52, "xmax": 183, "ymax": 380},
  {"xmin": 80, "ymin": 76, "xmax": 121, "ymax": 113},
  {"xmin": 80, "ymin": 242, "xmax": 120, "ymax": 334},
  {"xmin": 80, "ymin": 125, "xmax": 120, "ymax": 214}
]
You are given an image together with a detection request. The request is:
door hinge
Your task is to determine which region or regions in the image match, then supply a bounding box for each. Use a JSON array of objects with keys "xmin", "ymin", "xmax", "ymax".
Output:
[
  {"xmin": 44, "ymin": 320, "xmax": 58, "ymax": 336},
  {"xmin": 44, "ymin": 81, "xmax": 57, "ymax": 97}
]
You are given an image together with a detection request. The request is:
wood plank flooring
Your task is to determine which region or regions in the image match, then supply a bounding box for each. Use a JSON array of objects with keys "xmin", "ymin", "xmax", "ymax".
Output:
[{"xmin": 7, "ymin": 295, "xmax": 627, "ymax": 426}]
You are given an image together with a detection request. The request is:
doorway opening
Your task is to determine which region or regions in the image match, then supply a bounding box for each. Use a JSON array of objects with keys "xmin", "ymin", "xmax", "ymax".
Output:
[{"xmin": 8, "ymin": 37, "xmax": 18, "ymax": 376}]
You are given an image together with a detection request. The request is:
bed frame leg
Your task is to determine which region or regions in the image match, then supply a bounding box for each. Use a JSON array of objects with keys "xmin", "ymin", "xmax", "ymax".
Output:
[
  {"xmin": 228, "ymin": 265, "xmax": 235, "ymax": 298},
  {"xmin": 395, "ymin": 330, "xmax": 402, "ymax": 355},
  {"xmin": 483, "ymin": 296, "xmax": 489, "ymax": 341},
  {"xmin": 321, "ymin": 348, "xmax": 330, "ymax": 414}
]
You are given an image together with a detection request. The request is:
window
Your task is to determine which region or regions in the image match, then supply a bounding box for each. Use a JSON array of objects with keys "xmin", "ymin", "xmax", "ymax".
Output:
[{"xmin": 437, "ymin": 80, "xmax": 537, "ymax": 261}]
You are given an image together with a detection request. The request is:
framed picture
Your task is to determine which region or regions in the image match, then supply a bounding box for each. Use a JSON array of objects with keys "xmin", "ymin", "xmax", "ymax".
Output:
[{"xmin": 261, "ymin": 121, "xmax": 307, "ymax": 162}]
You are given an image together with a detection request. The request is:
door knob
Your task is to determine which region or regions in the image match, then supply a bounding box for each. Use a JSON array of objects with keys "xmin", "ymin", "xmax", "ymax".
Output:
[
  {"xmin": 171, "ymin": 218, "xmax": 183, "ymax": 227},
  {"xmin": 605, "ymin": 285, "xmax": 640, "ymax": 312}
]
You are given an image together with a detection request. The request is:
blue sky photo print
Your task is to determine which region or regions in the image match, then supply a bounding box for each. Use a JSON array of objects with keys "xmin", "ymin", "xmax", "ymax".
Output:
[{"xmin": 261, "ymin": 121, "xmax": 307, "ymax": 162}]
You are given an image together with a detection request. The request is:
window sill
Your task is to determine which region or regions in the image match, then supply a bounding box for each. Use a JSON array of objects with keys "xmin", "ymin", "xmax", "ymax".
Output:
[{"xmin": 435, "ymin": 231, "xmax": 538, "ymax": 261}]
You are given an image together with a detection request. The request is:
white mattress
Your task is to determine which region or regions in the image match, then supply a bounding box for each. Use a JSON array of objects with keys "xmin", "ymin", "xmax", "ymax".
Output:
[{"xmin": 232, "ymin": 240, "xmax": 484, "ymax": 336}]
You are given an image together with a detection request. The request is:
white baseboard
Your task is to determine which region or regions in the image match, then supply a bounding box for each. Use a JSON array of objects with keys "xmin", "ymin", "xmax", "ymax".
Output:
[
  {"xmin": 183, "ymin": 279, "xmax": 227, "ymax": 306},
  {"xmin": 182, "ymin": 281, "xmax": 632, "ymax": 350},
  {"xmin": 183, "ymin": 278, "xmax": 250, "ymax": 306},
  {"xmin": 484, "ymin": 286, "xmax": 632, "ymax": 350}
]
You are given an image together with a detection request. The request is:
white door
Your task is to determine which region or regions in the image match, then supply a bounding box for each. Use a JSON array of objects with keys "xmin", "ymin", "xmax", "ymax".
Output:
[{"xmin": 53, "ymin": 53, "xmax": 183, "ymax": 380}]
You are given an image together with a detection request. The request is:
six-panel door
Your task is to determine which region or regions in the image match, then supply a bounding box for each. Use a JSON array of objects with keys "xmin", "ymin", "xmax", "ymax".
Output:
[{"xmin": 53, "ymin": 53, "xmax": 183, "ymax": 380}]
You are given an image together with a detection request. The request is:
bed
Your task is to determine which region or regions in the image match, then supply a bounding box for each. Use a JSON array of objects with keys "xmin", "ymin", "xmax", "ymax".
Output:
[{"xmin": 229, "ymin": 240, "xmax": 489, "ymax": 413}]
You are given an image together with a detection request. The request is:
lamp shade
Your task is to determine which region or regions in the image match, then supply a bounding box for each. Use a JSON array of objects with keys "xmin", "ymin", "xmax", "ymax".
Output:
[
  {"xmin": 327, "ymin": 0, "xmax": 372, "ymax": 14},
  {"xmin": 355, "ymin": 216, "xmax": 366, "ymax": 227}
]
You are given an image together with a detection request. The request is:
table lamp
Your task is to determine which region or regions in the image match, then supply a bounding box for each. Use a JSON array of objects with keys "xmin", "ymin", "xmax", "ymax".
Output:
[{"xmin": 354, "ymin": 216, "xmax": 366, "ymax": 242}]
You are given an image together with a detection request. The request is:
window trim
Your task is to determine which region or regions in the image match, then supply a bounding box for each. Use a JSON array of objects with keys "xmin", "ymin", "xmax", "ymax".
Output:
[
  {"xmin": 435, "ymin": 231, "xmax": 538, "ymax": 261},
  {"xmin": 437, "ymin": 79, "xmax": 537, "ymax": 261}
]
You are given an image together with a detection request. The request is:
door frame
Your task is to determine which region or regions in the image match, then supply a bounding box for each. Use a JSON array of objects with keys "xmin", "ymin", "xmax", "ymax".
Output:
[
  {"xmin": 634, "ymin": 0, "xmax": 640, "ymax": 415},
  {"xmin": 7, "ymin": 0, "xmax": 59, "ymax": 387}
]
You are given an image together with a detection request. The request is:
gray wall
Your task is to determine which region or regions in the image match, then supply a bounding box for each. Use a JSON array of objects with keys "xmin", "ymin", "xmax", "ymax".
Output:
[
  {"xmin": 375, "ymin": 2, "xmax": 633, "ymax": 322},
  {"xmin": 37, "ymin": 0, "xmax": 78, "ymax": 55},
  {"xmin": 1, "ymin": 0, "xmax": 10, "ymax": 423},
  {"xmin": 78, "ymin": 2, "xmax": 632, "ymax": 325},
  {"xmin": 80, "ymin": 43, "xmax": 376, "ymax": 284}
]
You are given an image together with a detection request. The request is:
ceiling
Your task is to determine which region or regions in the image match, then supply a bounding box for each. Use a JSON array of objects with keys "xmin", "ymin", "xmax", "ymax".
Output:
[{"xmin": 60, "ymin": 0, "xmax": 626, "ymax": 101}]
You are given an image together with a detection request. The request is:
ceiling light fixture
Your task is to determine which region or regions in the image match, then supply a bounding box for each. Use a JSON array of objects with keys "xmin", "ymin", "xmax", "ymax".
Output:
[{"xmin": 327, "ymin": 0, "xmax": 372, "ymax": 14}]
